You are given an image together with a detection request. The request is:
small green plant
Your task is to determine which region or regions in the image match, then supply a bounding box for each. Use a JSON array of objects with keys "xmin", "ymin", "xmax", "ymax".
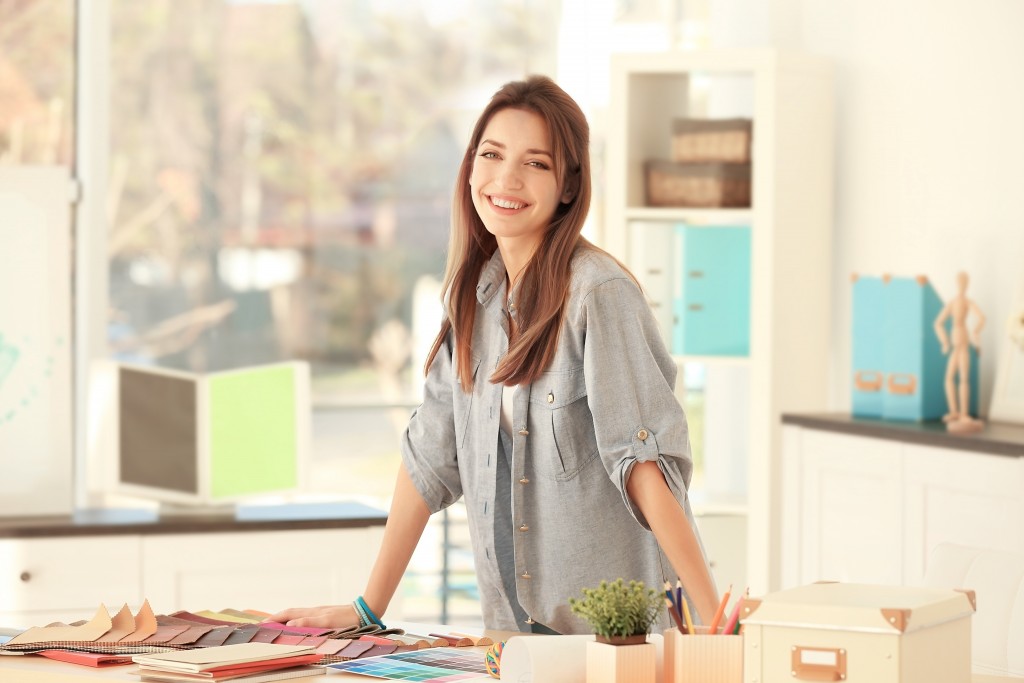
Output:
[{"xmin": 568, "ymin": 578, "xmax": 664, "ymax": 639}]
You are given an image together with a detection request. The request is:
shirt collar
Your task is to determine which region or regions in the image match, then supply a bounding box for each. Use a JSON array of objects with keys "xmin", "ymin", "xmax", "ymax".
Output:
[{"xmin": 476, "ymin": 248, "xmax": 507, "ymax": 306}]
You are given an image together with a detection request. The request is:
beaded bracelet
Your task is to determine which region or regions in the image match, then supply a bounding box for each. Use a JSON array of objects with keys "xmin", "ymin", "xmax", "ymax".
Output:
[
  {"xmin": 354, "ymin": 595, "xmax": 385, "ymax": 628},
  {"xmin": 352, "ymin": 601, "xmax": 370, "ymax": 627}
]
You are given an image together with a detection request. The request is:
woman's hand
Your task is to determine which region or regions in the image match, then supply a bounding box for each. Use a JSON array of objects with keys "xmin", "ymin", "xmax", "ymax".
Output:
[{"xmin": 265, "ymin": 604, "xmax": 360, "ymax": 629}]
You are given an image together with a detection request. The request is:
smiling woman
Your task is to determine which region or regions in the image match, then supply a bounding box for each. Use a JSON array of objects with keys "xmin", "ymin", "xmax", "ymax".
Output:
[{"xmin": 268, "ymin": 75, "xmax": 719, "ymax": 637}]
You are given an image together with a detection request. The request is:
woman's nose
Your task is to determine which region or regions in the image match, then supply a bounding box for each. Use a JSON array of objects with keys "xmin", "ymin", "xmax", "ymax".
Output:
[{"xmin": 496, "ymin": 162, "xmax": 523, "ymax": 189}]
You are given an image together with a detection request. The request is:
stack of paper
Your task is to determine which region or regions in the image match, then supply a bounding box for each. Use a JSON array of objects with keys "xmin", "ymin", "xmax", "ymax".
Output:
[{"xmin": 131, "ymin": 643, "xmax": 324, "ymax": 682}]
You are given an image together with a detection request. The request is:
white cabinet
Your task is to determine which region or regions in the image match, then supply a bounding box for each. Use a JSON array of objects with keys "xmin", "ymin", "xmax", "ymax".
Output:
[
  {"xmin": 694, "ymin": 511, "xmax": 747, "ymax": 595},
  {"xmin": 782, "ymin": 419, "xmax": 1024, "ymax": 588},
  {"xmin": 902, "ymin": 444, "xmax": 1024, "ymax": 583},
  {"xmin": 604, "ymin": 50, "xmax": 835, "ymax": 592},
  {"xmin": 0, "ymin": 536, "xmax": 142, "ymax": 628},
  {"xmin": 0, "ymin": 526, "xmax": 384, "ymax": 629},
  {"xmin": 141, "ymin": 527, "xmax": 384, "ymax": 614},
  {"xmin": 782, "ymin": 428, "xmax": 903, "ymax": 587}
]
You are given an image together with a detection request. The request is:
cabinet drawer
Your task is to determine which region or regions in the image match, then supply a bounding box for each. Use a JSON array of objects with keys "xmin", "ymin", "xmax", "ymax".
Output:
[
  {"xmin": 142, "ymin": 527, "xmax": 384, "ymax": 614},
  {"xmin": 0, "ymin": 536, "xmax": 142, "ymax": 612}
]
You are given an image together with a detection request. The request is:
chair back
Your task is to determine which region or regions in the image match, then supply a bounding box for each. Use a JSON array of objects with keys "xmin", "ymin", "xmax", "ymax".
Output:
[{"xmin": 922, "ymin": 543, "xmax": 1024, "ymax": 677}]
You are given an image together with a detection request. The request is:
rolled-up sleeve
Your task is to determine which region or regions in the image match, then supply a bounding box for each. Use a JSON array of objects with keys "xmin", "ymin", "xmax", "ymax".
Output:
[
  {"xmin": 580, "ymin": 276, "xmax": 693, "ymax": 528},
  {"xmin": 400, "ymin": 331, "xmax": 463, "ymax": 512}
]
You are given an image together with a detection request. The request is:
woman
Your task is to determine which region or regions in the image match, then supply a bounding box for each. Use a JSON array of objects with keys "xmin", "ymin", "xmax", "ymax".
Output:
[{"xmin": 270, "ymin": 75, "xmax": 718, "ymax": 634}]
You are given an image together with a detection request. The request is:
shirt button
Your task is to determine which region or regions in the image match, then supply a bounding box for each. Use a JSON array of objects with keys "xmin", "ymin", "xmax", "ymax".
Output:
[
  {"xmin": 637, "ymin": 428, "xmax": 649, "ymax": 441},
  {"xmin": 519, "ymin": 477, "xmax": 530, "ymax": 485},
  {"xmin": 521, "ymin": 571, "xmax": 532, "ymax": 579},
  {"xmin": 525, "ymin": 617, "xmax": 535, "ymax": 625},
  {"xmin": 518, "ymin": 427, "xmax": 529, "ymax": 436},
  {"xmin": 519, "ymin": 524, "xmax": 529, "ymax": 532},
  {"xmin": 547, "ymin": 392, "xmax": 554, "ymax": 404}
]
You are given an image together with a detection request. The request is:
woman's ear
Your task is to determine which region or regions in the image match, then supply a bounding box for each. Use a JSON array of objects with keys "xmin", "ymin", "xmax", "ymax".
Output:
[{"xmin": 561, "ymin": 175, "xmax": 579, "ymax": 204}]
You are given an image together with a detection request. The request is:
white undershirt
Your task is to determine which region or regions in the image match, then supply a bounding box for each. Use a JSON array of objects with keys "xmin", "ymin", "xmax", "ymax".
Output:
[{"xmin": 500, "ymin": 383, "xmax": 517, "ymax": 435}]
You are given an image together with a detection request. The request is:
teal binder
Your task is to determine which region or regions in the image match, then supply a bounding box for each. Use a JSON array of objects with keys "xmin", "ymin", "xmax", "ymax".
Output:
[
  {"xmin": 672, "ymin": 224, "xmax": 751, "ymax": 356},
  {"xmin": 882, "ymin": 277, "xmax": 948, "ymax": 421},
  {"xmin": 851, "ymin": 276, "xmax": 887, "ymax": 417},
  {"xmin": 851, "ymin": 275, "xmax": 980, "ymax": 422}
]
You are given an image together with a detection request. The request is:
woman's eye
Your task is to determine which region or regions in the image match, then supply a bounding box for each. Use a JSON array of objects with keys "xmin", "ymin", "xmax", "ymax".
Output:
[
  {"xmin": 479, "ymin": 151, "xmax": 499, "ymax": 159},
  {"xmin": 528, "ymin": 161, "xmax": 550, "ymax": 170}
]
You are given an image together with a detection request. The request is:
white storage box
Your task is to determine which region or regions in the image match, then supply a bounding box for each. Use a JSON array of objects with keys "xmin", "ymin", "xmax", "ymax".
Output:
[{"xmin": 741, "ymin": 583, "xmax": 975, "ymax": 683}]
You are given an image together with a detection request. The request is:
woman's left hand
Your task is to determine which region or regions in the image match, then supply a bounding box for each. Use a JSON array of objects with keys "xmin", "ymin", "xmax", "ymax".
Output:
[{"xmin": 264, "ymin": 604, "xmax": 360, "ymax": 629}]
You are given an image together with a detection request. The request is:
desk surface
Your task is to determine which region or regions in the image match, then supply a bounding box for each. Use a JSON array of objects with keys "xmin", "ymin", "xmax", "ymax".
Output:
[
  {"xmin": 0, "ymin": 649, "xmax": 1018, "ymax": 683},
  {"xmin": 0, "ymin": 502, "xmax": 388, "ymax": 539}
]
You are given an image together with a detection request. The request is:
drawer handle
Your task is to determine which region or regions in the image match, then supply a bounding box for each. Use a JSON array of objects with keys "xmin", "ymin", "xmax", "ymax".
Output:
[
  {"xmin": 20, "ymin": 571, "xmax": 31, "ymax": 582},
  {"xmin": 688, "ymin": 270, "xmax": 704, "ymax": 278},
  {"xmin": 688, "ymin": 304, "xmax": 704, "ymax": 311},
  {"xmin": 791, "ymin": 646, "xmax": 846, "ymax": 681}
]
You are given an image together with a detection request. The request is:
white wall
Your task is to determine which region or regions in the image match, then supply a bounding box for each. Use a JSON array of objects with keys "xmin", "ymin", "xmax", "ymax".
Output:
[{"xmin": 713, "ymin": 0, "xmax": 1024, "ymax": 415}]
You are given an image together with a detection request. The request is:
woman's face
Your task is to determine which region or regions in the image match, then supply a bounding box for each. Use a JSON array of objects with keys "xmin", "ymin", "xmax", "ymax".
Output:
[{"xmin": 469, "ymin": 107, "xmax": 566, "ymax": 254}]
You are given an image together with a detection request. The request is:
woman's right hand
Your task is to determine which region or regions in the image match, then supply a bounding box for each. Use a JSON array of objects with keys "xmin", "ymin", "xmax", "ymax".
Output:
[{"xmin": 265, "ymin": 604, "xmax": 360, "ymax": 629}]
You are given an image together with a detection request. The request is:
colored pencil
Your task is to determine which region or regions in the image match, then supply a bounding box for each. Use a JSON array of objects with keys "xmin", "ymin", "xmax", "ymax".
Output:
[
  {"xmin": 680, "ymin": 594, "xmax": 694, "ymax": 635},
  {"xmin": 664, "ymin": 596, "xmax": 686, "ymax": 633},
  {"xmin": 722, "ymin": 588, "xmax": 747, "ymax": 636},
  {"xmin": 675, "ymin": 580, "xmax": 683, "ymax": 624},
  {"xmin": 708, "ymin": 584, "xmax": 732, "ymax": 635}
]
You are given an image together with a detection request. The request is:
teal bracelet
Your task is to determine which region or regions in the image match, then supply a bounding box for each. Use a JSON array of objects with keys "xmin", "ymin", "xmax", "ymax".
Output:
[
  {"xmin": 355, "ymin": 595, "xmax": 385, "ymax": 628},
  {"xmin": 352, "ymin": 601, "xmax": 371, "ymax": 627}
]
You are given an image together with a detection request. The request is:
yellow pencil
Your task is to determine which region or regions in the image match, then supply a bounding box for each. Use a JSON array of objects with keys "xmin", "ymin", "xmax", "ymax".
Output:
[{"xmin": 680, "ymin": 593, "xmax": 695, "ymax": 635}]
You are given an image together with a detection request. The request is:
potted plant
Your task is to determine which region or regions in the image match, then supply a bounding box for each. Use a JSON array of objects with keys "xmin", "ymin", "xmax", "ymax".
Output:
[{"xmin": 569, "ymin": 579, "xmax": 663, "ymax": 683}]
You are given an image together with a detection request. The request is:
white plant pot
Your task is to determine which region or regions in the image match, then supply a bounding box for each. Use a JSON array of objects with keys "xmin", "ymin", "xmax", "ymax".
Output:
[{"xmin": 586, "ymin": 639, "xmax": 656, "ymax": 683}]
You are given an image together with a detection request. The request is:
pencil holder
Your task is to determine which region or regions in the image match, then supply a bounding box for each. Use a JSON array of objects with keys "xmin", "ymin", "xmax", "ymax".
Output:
[{"xmin": 663, "ymin": 627, "xmax": 743, "ymax": 683}]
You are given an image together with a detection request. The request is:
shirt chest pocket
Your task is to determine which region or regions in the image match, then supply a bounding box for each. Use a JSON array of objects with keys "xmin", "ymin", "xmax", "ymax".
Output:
[{"xmin": 530, "ymin": 368, "xmax": 599, "ymax": 481}]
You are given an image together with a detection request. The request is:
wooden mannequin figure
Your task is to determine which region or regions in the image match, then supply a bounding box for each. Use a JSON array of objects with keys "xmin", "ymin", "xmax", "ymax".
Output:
[{"xmin": 933, "ymin": 271, "xmax": 986, "ymax": 433}]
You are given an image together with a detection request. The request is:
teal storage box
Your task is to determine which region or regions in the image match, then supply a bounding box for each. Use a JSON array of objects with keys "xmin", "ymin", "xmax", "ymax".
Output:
[
  {"xmin": 671, "ymin": 224, "xmax": 751, "ymax": 356},
  {"xmin": 851, "ymin": 275, "xmax": 887, "ymax": 417},
  {"xmin": 881, "ymin": 276, "xmax": 948, "ymax": 421},
  {"xmin": 851, "ymin": 275, "xmax": 980, "ymax": 421}
]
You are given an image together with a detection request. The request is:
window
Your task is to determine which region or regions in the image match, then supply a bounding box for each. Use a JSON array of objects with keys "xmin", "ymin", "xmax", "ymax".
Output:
[
  {"xmin": 0, "ymin": 0, "xmax": 75, "ymax": 166},
  {"xmin": 106, "ymin": 0, "xmax": 561, "ymax": 504}
]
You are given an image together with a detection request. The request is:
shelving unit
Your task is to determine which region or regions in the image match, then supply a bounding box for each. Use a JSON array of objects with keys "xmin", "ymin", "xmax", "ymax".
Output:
[{"xmin": 602, "ymin": 49, "xmax": 835, "ymax": 592}]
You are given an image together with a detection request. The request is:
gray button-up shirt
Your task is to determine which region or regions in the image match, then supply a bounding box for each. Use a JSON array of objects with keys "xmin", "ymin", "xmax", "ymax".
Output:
[{"xmin": 401, "ymin": 245, "xmax": 708, "ymax": 634}]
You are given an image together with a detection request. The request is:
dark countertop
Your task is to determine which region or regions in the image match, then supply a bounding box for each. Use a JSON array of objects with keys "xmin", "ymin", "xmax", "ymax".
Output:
[
  {"xmin": 781, "ymin": 413, "xmax": 1024, "ymax": 457},
  {"xmin": 0, "ymin": 501, "xmax": 388, "ymax": 539}
]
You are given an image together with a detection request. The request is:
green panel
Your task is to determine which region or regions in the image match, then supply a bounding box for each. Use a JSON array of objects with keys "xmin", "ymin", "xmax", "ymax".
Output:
[{"xmin": 208, "ymin": 365, "xmax": 298, "ymax": 499}]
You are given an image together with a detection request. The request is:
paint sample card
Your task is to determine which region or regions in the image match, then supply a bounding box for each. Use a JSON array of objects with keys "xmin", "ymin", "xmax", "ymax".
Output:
[{"xmin": 327, "ymin": 647, "xmax": 485, "ymax": 681}]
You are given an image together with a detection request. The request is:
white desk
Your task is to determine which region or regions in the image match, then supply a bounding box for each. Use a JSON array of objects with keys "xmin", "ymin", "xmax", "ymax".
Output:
[
  {"xmin": 1, "ymin": 652, "xmax": 1019, "ymax": 683},
  {"xmin": 0, "ymin": 651, "xmax": 492, "ymax": 682}
]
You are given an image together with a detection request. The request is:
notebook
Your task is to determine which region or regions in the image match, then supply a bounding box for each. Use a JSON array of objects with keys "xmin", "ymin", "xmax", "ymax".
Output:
[{"xmin": 132, "ymin": 643, "xmax": 315, "ymax": 673}]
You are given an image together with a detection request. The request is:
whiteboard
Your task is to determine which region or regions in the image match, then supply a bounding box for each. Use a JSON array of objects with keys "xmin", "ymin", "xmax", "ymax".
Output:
[{"xmin": 0, "ymin": 166, "xmax": 73, "ymax": 515}]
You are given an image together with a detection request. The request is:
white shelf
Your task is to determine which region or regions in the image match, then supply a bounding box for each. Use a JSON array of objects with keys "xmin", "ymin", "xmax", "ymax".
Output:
[
  {"xmin": 625, "ymin": 207, "xmax": 754, "ymax": 225},
  {"xmin": 604, "ymin": 49, "xmax": 835, "ymax": 593},
  {"xmin": 673, "ymin": 354, "xmax": 751, "ymax": 368}
]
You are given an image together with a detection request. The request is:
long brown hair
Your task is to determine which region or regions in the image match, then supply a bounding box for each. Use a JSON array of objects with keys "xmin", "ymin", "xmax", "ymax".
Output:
[{"xmin": 425, "ymin": 75, "xmax": 593, "ymax": 392}]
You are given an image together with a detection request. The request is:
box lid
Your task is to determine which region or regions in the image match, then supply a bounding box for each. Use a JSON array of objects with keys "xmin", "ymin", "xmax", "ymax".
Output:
[{"xmin": 741, "ymin": 583, "xmax": 975, "ymax": 634}]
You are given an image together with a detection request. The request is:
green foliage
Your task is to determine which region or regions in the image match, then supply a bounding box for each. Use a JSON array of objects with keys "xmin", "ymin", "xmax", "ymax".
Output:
[{"xmin": 568, "ymin": 579, "xmax": 664, "ymax": 639}]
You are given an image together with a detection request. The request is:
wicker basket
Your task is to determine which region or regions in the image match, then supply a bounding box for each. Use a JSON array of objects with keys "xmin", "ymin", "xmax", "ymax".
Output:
[
  {"xmin": 645, "ymin": 160, "xmax": 751, "ymax": 208},
  {"xmin": 672, "ymin": 118, "xmax": 752, "ymax": 164}
]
